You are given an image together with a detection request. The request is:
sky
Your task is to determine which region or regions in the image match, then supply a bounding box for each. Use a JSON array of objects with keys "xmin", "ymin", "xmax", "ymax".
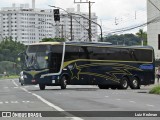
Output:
[{"xmin": 0, "ymin": 0, "xmax": 147, "ymax": 35}]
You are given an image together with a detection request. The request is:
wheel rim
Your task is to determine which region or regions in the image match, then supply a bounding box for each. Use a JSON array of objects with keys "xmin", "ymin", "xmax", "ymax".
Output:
[
  {"xmin": 64, "ymin": 79, "xmax": 67, "ymax": 86},
  {"xmin": 123, "ymin": 79, "xmax": 128, "ymax": 88},
  {"xmin": 63, "ymin": 77, "xmax": 67, "ymax": 86},
  {"xmin": 133, "ymin": 79, "xmax": 138, "ymax": 87}
]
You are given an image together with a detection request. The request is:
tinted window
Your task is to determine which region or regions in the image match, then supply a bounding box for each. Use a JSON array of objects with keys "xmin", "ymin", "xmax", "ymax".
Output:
[
  {"xmin": 64, "ymin": 46, "xmax": 153, "ymax": 62},
  {"xmin": 132, "ymin": 49, "xmax": 152, "ymax": 62},
  {"xmin": 87, "ymin": 47, "xmax": 153, "ymax": 62},
  {"xmin": 65, "ymin": 46, "xmax": 80, "ymax": 61},
  {"xmin": 27, "ymin": 45, "xmax": 50, "ymax": 53},
  {"xmin": 49, "ymin": 45, "xmax": 63, "ymax": 73}
]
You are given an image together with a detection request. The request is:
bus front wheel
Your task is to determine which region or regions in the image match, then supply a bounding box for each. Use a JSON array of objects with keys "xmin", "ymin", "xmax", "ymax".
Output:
[
  {"xmin": 61, "ymin": 76, "xmax": 67, "ymax": 89},
  {"xmin": 39, "ymin": 84, "xmax": 45, "ymax": 90},
  {"xmin": 130, "ymin": 77, "xmax": 140, "ymax": 89}
]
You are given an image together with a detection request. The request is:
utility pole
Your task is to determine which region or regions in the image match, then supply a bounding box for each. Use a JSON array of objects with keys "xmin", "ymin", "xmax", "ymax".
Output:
[
  {"xmin": 61, "ymin": 24, "xmax": 64, "ymax": 38},
  {"xmin": 74, "ymin": 0, "xmax": 95, "ymax": 42},
  {"xmin": 88, "ymin": 1, "xmax": 91, "ymax": 42},
  {"xmin": 70, "ymin": 15, "xmax": 73, "ymax": 41}
]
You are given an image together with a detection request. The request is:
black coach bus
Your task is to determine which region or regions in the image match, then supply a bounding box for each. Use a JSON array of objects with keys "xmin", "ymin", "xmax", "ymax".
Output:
[{"xmin": 19, "ymin": 42, "xmax": 155, "ymax": 90}]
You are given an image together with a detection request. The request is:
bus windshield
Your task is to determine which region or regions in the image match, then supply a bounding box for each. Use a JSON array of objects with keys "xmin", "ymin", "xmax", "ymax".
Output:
[{"xmin": 25, "ymin": 45, "xmax": 50, "ymax": 70}]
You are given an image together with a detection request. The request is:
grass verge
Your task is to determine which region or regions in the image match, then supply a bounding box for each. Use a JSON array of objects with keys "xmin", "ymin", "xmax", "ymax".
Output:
[
  {"xmin": 0, "ymin": 75, "xmax": 19, "ymax": 80},
  {"xmin": 149, "ymin": 85, "xmax": 160, "ymax": 95}
]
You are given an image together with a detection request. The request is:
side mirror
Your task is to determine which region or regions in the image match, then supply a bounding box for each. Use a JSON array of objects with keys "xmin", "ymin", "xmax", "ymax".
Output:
[{"xmin": 45, "ymin": 56, "xmax": 48, "ymax": 60}]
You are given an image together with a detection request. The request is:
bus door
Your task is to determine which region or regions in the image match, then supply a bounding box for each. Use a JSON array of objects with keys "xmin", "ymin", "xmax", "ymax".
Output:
[{"xmin": 49, "ymin": 45, "xmax": 63, "ymax": 73}]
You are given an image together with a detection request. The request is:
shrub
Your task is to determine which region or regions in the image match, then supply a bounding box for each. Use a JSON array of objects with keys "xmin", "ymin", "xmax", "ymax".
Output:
[{"xmin": 149, "ymin": 85, "xmax": 160, "ymax": 94}]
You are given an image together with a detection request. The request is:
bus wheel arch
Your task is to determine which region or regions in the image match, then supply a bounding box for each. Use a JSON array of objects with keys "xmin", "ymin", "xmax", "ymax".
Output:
[{"xmin": 130, "ymin": 76, "xmax": 140, "ymax": 89}]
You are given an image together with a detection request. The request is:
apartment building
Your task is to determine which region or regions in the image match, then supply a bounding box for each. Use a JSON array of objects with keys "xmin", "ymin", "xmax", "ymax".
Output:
[{"xmin": 0, "ymin": 1, "xmax": 98, "ymax": 44}]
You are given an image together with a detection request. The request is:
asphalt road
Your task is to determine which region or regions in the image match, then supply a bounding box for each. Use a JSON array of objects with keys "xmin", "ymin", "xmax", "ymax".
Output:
[{"xmin": 0, "ymin": 79, "xmax": 160, "ymax": 120}]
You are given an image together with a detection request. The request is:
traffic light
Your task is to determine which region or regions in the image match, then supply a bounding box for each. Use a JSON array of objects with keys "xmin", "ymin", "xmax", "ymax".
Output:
[{"xmin": 54, "ymin": 9, "xmax": 60, "ymax": 21}]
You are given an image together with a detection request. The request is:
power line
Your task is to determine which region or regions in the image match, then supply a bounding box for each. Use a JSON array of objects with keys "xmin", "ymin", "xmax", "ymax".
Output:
[{"xmin": 105, "ymin": 15, "xmax": 160, "ymax": 34}]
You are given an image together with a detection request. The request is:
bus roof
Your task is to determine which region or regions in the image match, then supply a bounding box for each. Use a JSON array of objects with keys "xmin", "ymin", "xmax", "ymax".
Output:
[
  {"xmin": 28, "ymin": 42, "xmax": 62, "ymax": 45},
  {"xmin": 65, "ymin": 42, "xmax": 154, "ymax": 50},
  {"xmin": 28, "ymin": 42, "xmax": 154, "ymax": 50}
]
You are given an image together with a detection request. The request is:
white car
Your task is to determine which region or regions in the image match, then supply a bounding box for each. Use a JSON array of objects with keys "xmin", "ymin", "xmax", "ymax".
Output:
[{"xmin": 19, "ymin": 71, "xmax": 24, "ymax": 86}]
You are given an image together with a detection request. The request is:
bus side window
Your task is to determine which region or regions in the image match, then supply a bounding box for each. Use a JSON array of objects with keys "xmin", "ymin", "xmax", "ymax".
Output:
[{"xmin": 65, "ymin": 46, "xmax": 79, "ymax": 61}]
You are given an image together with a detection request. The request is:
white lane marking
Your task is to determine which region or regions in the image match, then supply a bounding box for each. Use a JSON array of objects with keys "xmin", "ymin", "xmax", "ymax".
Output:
[
  {"xmin": 12, "ymin": 80, "xmax": 18, "ymax": 87},
  {"xmin": 105, "ymin": 96, "xmax": 109, "ymax": 98},
  {"xmin": 14, "ymin": 87, "xmax": 18, "ymax": 88},
  {"xmin": 146, "ymin": 104, "xmax": 154, "ymax": 107},
  {"xmin": 129, "ymin": 101, "xmax": 136, "ymax": 103},
  {"xmin": 4, "ymin": 87, "xmax": 8, "ymax": 89},
  {"xmin": 24, "ymin": 86, "xmax": 29, "ymax": 88},
  {"xmin": 0, "ymin": 102, "xmax": 3, "ymax": 104},
  {"xmin": 5, "ymin": 101, "xmax": 9, "ymax": 104},
  {"xmin": 11, "ymin": 101, "xmax": 18, "ymax": 104},
  {"xmin": 35, "ymin": 85, "xmax": 39, "ymax": 88},
  {"xmin": 116, "ymin": 99, "xmax": 121, "ymax": 101},
  {"xmin": 12, "ymin": 80, "xmax": 83, "ymax": 120},
  {"xmin": 22, "ymin": 101, "xmax": 31, "ymax": 103}
]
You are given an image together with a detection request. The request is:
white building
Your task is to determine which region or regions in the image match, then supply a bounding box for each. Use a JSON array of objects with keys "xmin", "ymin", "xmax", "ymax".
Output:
[
  {"xmin": 58, "ymin": 8, "xmax": 98, "ymax": 42},
  {"xmin": 147, "ymin": 0, "xmax": 160, "ymax": 59},
  {"xmin": 0, "ymin": 0, "xmax": 98, "ymax": 44},
  {"xmin": 0, "ymin": 4, "xmax": 55, "ymax": 44}
]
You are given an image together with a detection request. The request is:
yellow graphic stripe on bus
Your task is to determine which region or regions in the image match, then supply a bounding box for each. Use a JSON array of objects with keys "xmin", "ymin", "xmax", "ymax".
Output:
[
  {"xmin": 63, "ymin": 59, "xmax": 152, "ymax": 69},
  {"xmin": 24, "ymin": 69, "xmax": 48, "ymax": 77},
  {"xmin": 80, "ymin": 72, "xmax": 120, "ymax": 83}
]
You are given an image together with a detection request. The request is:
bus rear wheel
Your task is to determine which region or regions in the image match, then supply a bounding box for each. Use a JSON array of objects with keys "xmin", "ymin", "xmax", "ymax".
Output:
[
  {"xmin": 130, "ymin": 77, "xmax": 140, "ymax": 89},
  {"xmin": 61, "ymin": 76, "xmax": 67, "ymax": 89},
  {"xmin": 119, "ymin": 77, "xmax": 129, "ymax": 89},
  {"xmin": 39, "ymin": 84, "xmax": 45, "ymax": 90}
]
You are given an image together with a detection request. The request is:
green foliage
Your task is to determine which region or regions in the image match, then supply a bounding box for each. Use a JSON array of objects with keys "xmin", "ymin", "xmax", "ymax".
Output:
[
  {"xmin": 0, "ymin": 61, "xmax": 21, "ymax": 75},
  {"xmin": 41, "ymin": 38, "xmax": 65, "ymax": 42},
  {"xmin": 103, "ymin": 29, "xmax": 148, "ymax": 46},
  {"xmin": 0, "ymin": 75, "xmax": 19, "ymax": 80},
  {"xmin": 149, "ymin": 85, "xmax": 160, "ymax": 94},
  {"xmin": 0, "ymin": 39, "xmax": 26, "ymax": 63},
  {"xmin": 136, "ymin": 29, "xmax": 147, "ymax": 46},
  {"xmin": 0, "ymin": 38, "xmax": 26, "ymax": 75},
  {"xmin": 104, "ymin": 34, "xmax": 141, "ymax": 46}
]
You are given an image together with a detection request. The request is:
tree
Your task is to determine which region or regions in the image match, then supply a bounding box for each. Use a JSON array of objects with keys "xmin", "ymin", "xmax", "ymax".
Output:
[
  {"xmin": 41, "ymin": 38, "xmax": 65, "ymax": 42},
  {"xmin": 0, "ymin": 39, "xmax": 26, "ymax": 62},
  {"xmin": 136, "ymin": 29, "xmax": 147, "ymax": 46},
  {"xmin": 104, "ymin": 34, "xmax": 141, "ymax": 46}
]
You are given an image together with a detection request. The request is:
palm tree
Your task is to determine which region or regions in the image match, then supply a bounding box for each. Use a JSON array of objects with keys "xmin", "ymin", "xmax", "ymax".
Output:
[{"xmin": 136, "ymin": 29, "xmax": 147, "ymax": 46}]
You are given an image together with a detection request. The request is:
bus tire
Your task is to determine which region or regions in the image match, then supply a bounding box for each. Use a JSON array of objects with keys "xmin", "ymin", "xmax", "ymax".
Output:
[
  {"xmin": 130, "ymin": 77, "xmax": 140, "ymax": 89},
  {"xmin": 39, "ymin": 84, "xmax": 45, "ymax": 90},
  {"xmin": 119, "ymin": 77, "xmax": 129, "ymax": 89},
  {"xmin": 61, "ymin": 76, "xmax": 67, "ymax": 89}
]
